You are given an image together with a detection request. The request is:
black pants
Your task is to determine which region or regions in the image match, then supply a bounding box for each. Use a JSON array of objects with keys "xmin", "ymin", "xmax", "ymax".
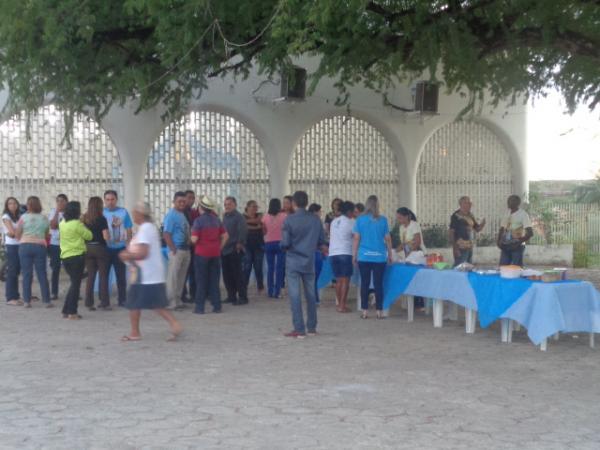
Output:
[
  {"xmin": 62, "ymin": 255, "xmax": 85, "ymax": 315},
  {"xmin": 48, "ymin": 244, "xmax": 61, "ymax": 297},
  {"xmin": 221, "ymin": 252, "xmax": 247, "ymax": 302},
  {"xmin": 107, "ymin": 248, "xmax": 127, "ymax": 305},
  {"xmin": 358, "ymin": 261, "xmax": 386, "ymax": 311}
]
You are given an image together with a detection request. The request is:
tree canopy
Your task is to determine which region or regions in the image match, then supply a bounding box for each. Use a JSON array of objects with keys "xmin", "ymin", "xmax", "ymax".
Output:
[{"xmin": 0, "ymin": 0, "xmax": 598, "ymax": 123}]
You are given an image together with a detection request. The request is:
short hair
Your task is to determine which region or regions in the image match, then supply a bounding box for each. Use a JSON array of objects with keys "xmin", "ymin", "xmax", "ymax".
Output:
[
  {"xmin": 56, "ymin": 194, "xmax": 68, "ymax": 202},
  {"xmin": 103, "ymin": 190, "xmax": 118, "ymax": 199},
  {"xmin": 458, "ymin": 196, "xmax": 470, "ymax": 205},
  {"xmin": 225, "ymin": 196, "xmax": 237, "ymax": 205},
  {"xmin": 26, "ymin": 196, "xmax": 43, "ymax": 214},
  {"xmin": 355, "ymin": 203, "xmax": 365, "ymax": 213},
  {"xmin": 508, "ymin": 194, "xmax": 521, "ymax": 206},
  {"xmin": 308, "ymin": 203, "xmax": 321, "ymax": 213},
  {"xmin": 341, "ymin": 201, "xmax": 355, "ymax": 216},
  {"xmin": 173, "ymin": 191, "xmax": 186, "ymax": 201},
  {"xmin": 184, "ymin": 190, "xmax": 195, "ymax": 196},
  {"xmin": 268, "ymin": 198, "xmax": 281, "ymax": 216},
  {"xmin": 293, "ymin": 191, "xmax": 308, "ymax": 208},
  {"xmin": 63, "ymin": 201, "xmax": 81, "ymax": 221},
  {"xmin": 396, "ymin": 207, "xmax": 417, "ymax": 222},
  {"xmin": 283, "ymin": 195, "xmax": 293, "ymax": 202}
]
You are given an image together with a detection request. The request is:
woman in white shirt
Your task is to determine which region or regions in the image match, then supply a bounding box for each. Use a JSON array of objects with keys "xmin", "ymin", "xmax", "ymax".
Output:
[
  {"xmin": 397, "ymin": 207, "xmax": 426, "ymax": 310},
  {"xmin": 329, "ymin": 201, "xmax": 355, "ymax": 313},
  {"xmin": 119, "ymin": 202, "xmax": 182, "ymax": 342},
  {"xmin": 2, "ymin": 197, "xmax": 22, "ymax": 305},
  {"xmin": 396, "ymin": 207, "xmax": 426, "ymax": 258}
]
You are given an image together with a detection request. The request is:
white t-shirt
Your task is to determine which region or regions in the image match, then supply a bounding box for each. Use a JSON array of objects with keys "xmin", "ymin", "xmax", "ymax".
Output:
[
  {"xmin": 48, "ymin": 209, "xmax": 64, "ymax": 246},
  {"xmin": 400, "ymin": 220, "xmax": 426, "ymax": 252},
  {"xmin": 2, "ymin": 213, "xmax": 19, "ymax": 246},
  {"xmin": 501, "ymin": 209, "xmax": 532, "ymax": 241},
  {"xmin": 130, "ymin": 222, "xmax": 165, "ymax": 285},
  {"xmin": 329, "ymin": 215, "xmax": 355, "ymax": 256}
]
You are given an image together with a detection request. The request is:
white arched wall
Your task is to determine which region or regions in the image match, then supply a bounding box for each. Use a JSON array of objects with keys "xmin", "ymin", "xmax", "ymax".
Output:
[{"xmin": 0, "ymin": 59, "xmax": 528, "ymax": 215}]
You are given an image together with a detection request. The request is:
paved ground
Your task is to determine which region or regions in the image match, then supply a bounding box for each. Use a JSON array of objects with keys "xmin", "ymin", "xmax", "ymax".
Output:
[{"xmin": 1, "ymin": 269, "xmax": 600, "ymax": 449}]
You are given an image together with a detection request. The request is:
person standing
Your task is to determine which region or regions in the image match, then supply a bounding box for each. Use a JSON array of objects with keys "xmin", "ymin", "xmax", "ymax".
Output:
[
  {"xmin": 163, "ymin": 192, "xmax": 191, "ymax": 310},
  {"xmin": 221, "ymin": 196, "xmax": 248, "ymax": 305},
  {"xmin": 181, "ymin": 190, "xmax": 199, "ymax": 303},
  {"xmin": 15, "ymin": 196, "xmax": 52, "ymax": 308},
  {"xmin": 191, "ymin": 196, "xmax": 228, "ymax": 314},
  {"xmin": 262, "ymin": 199, "xmax": 287, "ymax": 299},
  {"xmin": 83, "ymin": 197, "xmax": 110, "ymax": 311},
  {"xmin": 352, "ymin": 195, "xmax": 392, "ymax": 320},
  {"xmin": 449, "ymin": 196, "xmax": 486, "ymax": 266},
  {"xmin": 243, "ymin": 200, "xmax": 265, "ymax": 294},
  {"xmin": 48, "ymin": 194, "xmax": 68, "ymax": 300},
  {"xmin": 59, "ymin": 201, "xmax": 92, "ymax": 319},
  {"xmin": 308, "ymin": 203, "xmax": 325, "ymax": 305},
  {"xmin": 281, "ymin": 191, "xmax": 327, "ymax": 338},
  {"xmin": 2, "ymin": 197, "xmax": 22, "ymax": 305},
  {"xmin": 119, "ymin": 202, "xmax": 183, "ymax": 342},
  {"xmin": 329, "ymin": 201, "xmax": 355, "ymax": 313},
  {"xmin": 103, "ymin": 190, "xmax": 133, "ymax": 307},
  {"xmin": 324, "ymin": 198, "xmax": 342, "ymax": 237},
  {"xmin": 497, "ymin": 195, "xmax": 533, "ymax": 267},
  {"xmin": 282, "ymin": 195, "xmax": 294, "ymax": 215}
]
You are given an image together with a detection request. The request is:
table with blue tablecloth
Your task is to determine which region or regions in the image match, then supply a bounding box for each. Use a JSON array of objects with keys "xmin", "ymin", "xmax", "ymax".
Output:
[{"xmin": 318, "ymin": 258, "xmax": 600, "ymax": 347}]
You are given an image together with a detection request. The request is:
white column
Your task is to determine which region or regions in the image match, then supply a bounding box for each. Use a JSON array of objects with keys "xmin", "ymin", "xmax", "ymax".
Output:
[{"xmin": 101, "ymin": 104, "xmax": 166, "ymax": 212}]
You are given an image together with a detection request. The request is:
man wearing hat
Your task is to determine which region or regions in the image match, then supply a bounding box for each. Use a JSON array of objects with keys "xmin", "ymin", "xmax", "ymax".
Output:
[{"xmin": 190, "ymin": 196, "xmax": 228, "ymax": 314}]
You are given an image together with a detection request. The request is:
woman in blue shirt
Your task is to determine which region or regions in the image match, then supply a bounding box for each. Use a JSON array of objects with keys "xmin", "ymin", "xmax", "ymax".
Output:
[{"xmin": 352, "ymin": 195, "xmax": 392, "ymax": 319}]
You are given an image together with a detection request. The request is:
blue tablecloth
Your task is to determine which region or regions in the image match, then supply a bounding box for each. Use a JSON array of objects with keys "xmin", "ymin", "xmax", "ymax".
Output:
[{"xmin": 320, "ymin": 260, "xmax": 600, "ymax": 344}]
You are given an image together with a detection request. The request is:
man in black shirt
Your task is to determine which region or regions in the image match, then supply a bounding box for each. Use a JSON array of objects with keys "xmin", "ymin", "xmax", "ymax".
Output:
[{"xmin": 449, "ymin": 196, "xmax": 486, "ymax": 266}]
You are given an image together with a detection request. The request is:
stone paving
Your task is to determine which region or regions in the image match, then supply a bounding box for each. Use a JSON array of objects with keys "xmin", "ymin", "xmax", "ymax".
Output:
[{"xmin": 1, "ymin": 270, "xmax": 600, "ymax": 449}]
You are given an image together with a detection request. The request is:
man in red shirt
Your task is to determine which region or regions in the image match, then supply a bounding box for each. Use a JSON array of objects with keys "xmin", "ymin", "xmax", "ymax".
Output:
[{"xmin": 191, "ymin": 196, "xmax": 228, "ymax": 314}]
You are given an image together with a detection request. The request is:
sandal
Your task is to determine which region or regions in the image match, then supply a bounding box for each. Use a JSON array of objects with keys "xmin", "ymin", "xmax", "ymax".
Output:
[
  {"xmin": 120, "ymin": 335, "xmax": 142, "ymax": 342},
  {"xmin": 31, "ymin": 296, "xmax": 40, "ymax": 302},
  {"xmin": 67, "ymin": 314, "xmax": 82, "ymax": 320},
  {"xmin": 376, "ymin": 312, "xmax": 385, "ymax": 320},
  {"xmin": 24, "ymin": 302, "xmax": 32, "ymax": 309},
  {"xmin": 45, "ymin": 303, "xmax": 55, "ymax": 308},
  {"xmin": 360, "ymin": 312, "xmax": 368, "ymax": 319},
  {"xmin": 6, "ymin": 300, "xmax": 21, "ymax": 306}
]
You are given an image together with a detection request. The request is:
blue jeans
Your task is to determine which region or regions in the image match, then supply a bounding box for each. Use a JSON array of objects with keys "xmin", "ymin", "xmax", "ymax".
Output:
[
  {"xmin": 500, "ymin": 246, "xmax": 525, "ymax": 267},
  {"xmin": 265, "ymin": 241, "xmax": 285, "ymax": 297},
  {"xmin": 19, "ymin": 243, "xmax": 50, "ymax": 303},
  {"xmin": 453, "ymin": 249, "xmax": 473, "ymax": 267},
  {"xmin": 243, "ymin": 246, "xmax": 264, "ymax": 290},
  {"xmin": 358, "ymin": 261, "xmax": 386, "ymax": 311},
  {"xmin": 5, "ymin": 244, "xmax": 21, "ymax": 301},
  {"xmin": 194, "ymin": 255, "xmax": 222, "ymax": 313},
  {"xmin": 314, "ymin": 251, "xmax": 323, "ymax": 304},
  {"xmin": 287, "ymin": 269, "xmax": 317, "ymax": 334},
  {"xmin": 48, "ymin": 244, "xmax": 61, "ymax": 297}
]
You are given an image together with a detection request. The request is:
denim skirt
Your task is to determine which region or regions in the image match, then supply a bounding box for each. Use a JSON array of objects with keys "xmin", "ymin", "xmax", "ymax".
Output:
[{"xmin": 125, "ymin": 283, "xmax": 168, "ymax": 310}]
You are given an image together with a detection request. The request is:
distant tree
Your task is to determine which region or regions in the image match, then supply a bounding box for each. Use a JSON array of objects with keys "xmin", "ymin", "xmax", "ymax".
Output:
[
  {"xmin": 0, "ymin": 0, "xmax": 598, "ymax": 126},
  {"xmin": 574, "ymin": 174, "xmax": 600, "ymax": 203}
]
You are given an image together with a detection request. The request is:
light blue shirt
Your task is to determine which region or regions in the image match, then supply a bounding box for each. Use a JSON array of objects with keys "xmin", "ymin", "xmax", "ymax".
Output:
[
  {"xmin": 163, "ymin": 208, "xmax": 190, "ymax": 249},
  {"xmin": 103, "ymin": 207, "xmax": 133, "ymax": 249},
  {"xmin": 353, "ymin": 214, "xmax": 390, "ymax": 263}
]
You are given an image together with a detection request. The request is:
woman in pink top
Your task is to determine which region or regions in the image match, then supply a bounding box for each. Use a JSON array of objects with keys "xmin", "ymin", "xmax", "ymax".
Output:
[{"xmin": 262, "ymin": 198, "xmax": 287, "ymax": 298}]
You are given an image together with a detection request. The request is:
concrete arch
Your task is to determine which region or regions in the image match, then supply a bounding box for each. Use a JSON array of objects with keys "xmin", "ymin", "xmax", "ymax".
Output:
[
  {"xmin": 414, "ymin": 116, "xmax": 525, "ymax": 195},
  {"xmin": 144, "ymin": 106, "xmax": 273, "ymax": 219},
  {"xmin": 287, "ymin": 109, "xmax": 408, "ymax": 216}
]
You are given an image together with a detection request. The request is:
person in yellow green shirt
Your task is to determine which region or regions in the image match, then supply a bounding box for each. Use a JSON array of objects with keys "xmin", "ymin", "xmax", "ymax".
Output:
[{"xmin": 59, "ymin": 201, "xmax": 92, "ymax": 319}]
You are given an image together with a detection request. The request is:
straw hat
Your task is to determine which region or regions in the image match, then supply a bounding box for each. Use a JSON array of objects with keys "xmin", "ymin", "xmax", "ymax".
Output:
[{"xmin": 199, "ymin": 195, "xmax": 216, "ymax": 211}]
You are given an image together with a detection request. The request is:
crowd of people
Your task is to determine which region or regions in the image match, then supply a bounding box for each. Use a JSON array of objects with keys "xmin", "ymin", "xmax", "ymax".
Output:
[{"xmin": 1, "ymin": 188, "xmax": 533, "ymax": 339}]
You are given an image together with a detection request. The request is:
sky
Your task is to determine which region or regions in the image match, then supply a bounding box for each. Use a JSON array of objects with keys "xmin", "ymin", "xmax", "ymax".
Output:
[{"xmin": 527, "ymin": 91, "xmax": 600, "ymax": 181}]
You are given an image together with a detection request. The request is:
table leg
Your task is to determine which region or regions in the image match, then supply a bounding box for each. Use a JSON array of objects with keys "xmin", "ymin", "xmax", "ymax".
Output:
[
  {"xmin": 540, "ymin": 339, "xmax": 548, "ymax": 351},
  {"xmin": 465, "ymin": 309, "xmax": 477, "ymax": 334},
  {"xmin": 356, "ymin": 285, "xmax": 361, "ymax": 312},
  {"xmin": 406, "ymin": 296, "xmax": 414, "ymax": 322},
  {"xmin": 433, "ymin": 299, "xmax": 443, "ymax": 328},
  {"xmin": 424, "ymin": 299, "xmax": 432, "ymax": 316},
  {"xmin": 590, "ymin": 333, "xmax": 595, "ymax": 349},
  {"xmin": 501, "ymin": 319, "xmax": 513, "ymax": 343}
]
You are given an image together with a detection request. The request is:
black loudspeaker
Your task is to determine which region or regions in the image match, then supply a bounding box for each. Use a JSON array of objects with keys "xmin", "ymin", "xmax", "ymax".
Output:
[
  {"xmin": 414, "ymin": 81, "xmax": 439, "ymax": 113},
  {"xmin": 280, "ymin": 67, "xmax": 307, "ymax": 100}
]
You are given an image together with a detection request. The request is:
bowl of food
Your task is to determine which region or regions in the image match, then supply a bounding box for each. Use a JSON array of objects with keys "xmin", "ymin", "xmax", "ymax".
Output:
[{"xmin": 500, "ymin": 265, "xmax": 523, "ymax": 279}]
